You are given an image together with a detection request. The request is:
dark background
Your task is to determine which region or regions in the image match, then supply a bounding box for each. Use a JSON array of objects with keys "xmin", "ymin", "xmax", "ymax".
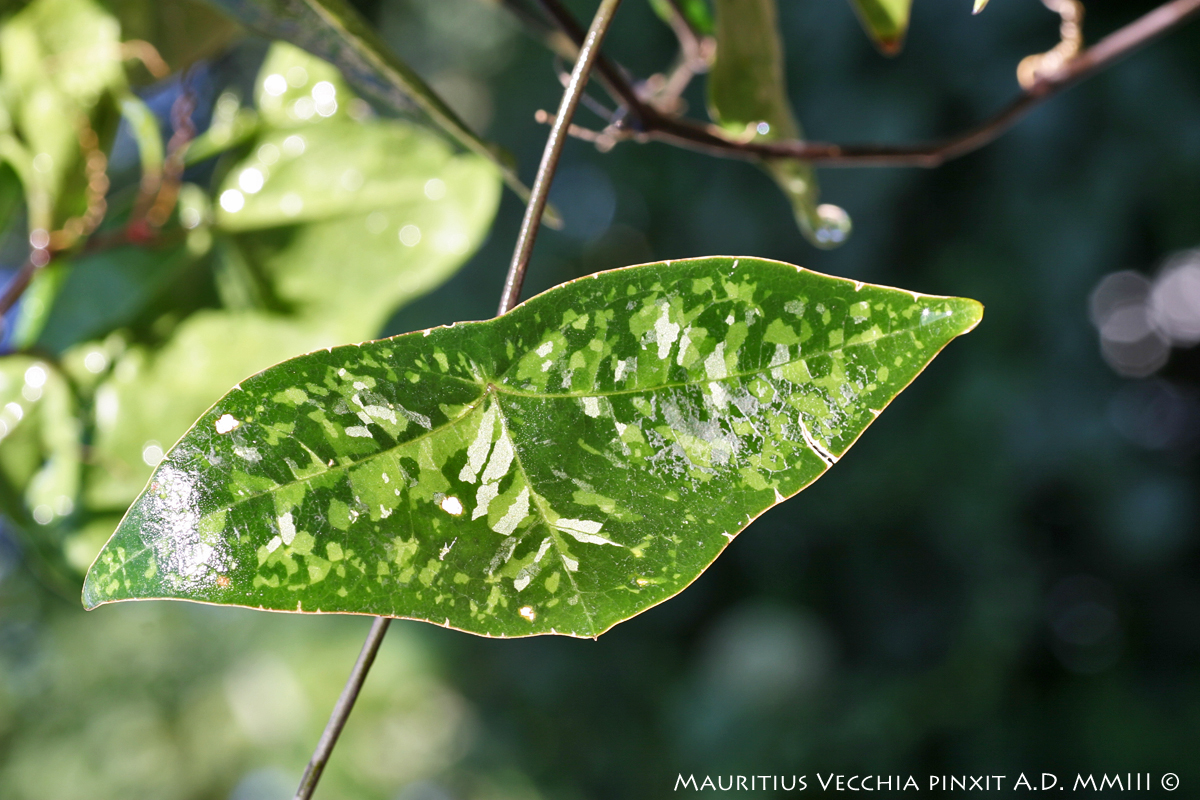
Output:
[{"xmin": 2, "ymin": 0, "xmax": 1199, "ymax": 797}]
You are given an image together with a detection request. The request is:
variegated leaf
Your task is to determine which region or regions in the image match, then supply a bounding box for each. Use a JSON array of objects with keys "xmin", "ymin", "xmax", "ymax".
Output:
[{"xmin": 83, "ymin": 257, "xmax": 981, "ymax": 638}]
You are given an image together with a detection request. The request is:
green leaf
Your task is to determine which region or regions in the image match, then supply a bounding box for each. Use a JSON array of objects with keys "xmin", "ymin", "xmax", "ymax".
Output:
[
  {"xmin": 202, "ymin": 0, "xmax": 556, "ymax": 225},
  {"xmin": 707, "ymin": 0, "xmax": 851, "ymax": 248},
  {"xmin": 0, "ymin": 356, "xmax": 81, "ymax": 526},
  {"xmin": 214, "ymin": 124, "xmax": 500, "ymax": 339},
  {"xmin": 0, "ymin": 355, "xmax": 83, "ymax": 585},
  {"xmin": 35, "ymin": 240, "xmax": 201, "ymax": 354},
  {"xmin": 0, "ymin": 0, "xmax": 124, "ymax": 105},
  {"xmin": 647, "ymin": 0, "xmax": 714, "ymax": 37},
  {"xmin": 0, "ymin": 155, "xmax": 24, "ymax": 227},
  {"xmin": 84, "ymin": 257, "xmax": 982, "ymax": 638},
  {"xmin": 846, "ymin": 0, "xmax": 913, "ymax": 56},
  {"xmin": 80, "ymin": 312, "xmax": 348, "ymax": 512},
  {"xmin": 9, "ymin": 258, "xmax": 68, "ymax": 347},
  {"xmin": 0, "ymin": 0, "xmax": 126, "ymax": 228},
  {"xmin": 118, "ymin": 93, "xmax": 165, "ymax": 186},
  {"xmin": 252, "ymin": 38, "xmax": 359, "ymax": 129},
  {"xmin": 207, "ymin": 44, "xmax": 501, "ymax": 338},
  {"xmin": 183, "ymin": 91, "xmax": 259, "ymax": 166}
]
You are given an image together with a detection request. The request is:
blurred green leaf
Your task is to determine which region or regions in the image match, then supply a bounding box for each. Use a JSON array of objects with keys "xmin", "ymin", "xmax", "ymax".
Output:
[
  {"xmin": 647, "ymin": 0, "xmax": 714, "ymax": 37},
  {"xmin": 252, "ymin": 38, "xmax": 358, "ymax": 129},
  {"xmin": 0, "ymin": 155, "xmax": 23, "ymax": 225},
  {"xmin": 183, "ymin": 91, "xmax": 259, "ymax": 165},
  {"xmin": 212, "ymin": 43, "xmax": 502, "ymax": 338},
  {"xmin": 0, "ymin": 355, "xmax": 82, "ymax": 583},
  {"xmin": 117, "ymin": 93, "xmax": 164, "ymax": 185},
  {"xmin": 0, "ymin": 0, "xmax": 126, "ymax": 229},
  {"xmin": 707, "ymin": 0, "xmax": 851, "ymax": 248},
  {"xmin": 84, "ymin": 257, "xmax": 982, "ymax": 637},
  {"xmin": 81, "ymin": 311, "xmax": 347, "ymax": 511},
  {"xmin": 847, "ymin": 0, "xmax": 913, "ymax": 55},
  {"xmin": 216, "ymin": 121, "xmax": 498, "ymax": 336},
  {"xmin": 9, "ymin": 258, "xmax": 67, "ymax": 346},
  {"xmin": 202, "ymin": 0, "xmax": 554, "ymax": 223},
  {"xmin": 0, "ymin": 0, "xmax": 124, "ymax": 104},
  {"xmin": 36, "ymin": 240, "xmax": 201, "ymax": 353},
  {"xmin": 707, "ymin": 0, "xmax": 795, "ymax": 140}
]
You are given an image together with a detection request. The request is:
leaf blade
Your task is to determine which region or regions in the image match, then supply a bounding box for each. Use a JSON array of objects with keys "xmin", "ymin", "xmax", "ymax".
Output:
[
  {"xmin": 846, "ymin": 0, "xmax": 914, "ymax": 56},
  {"xmin": 204, "ymin": 0, "xmax": 554, "ymax": 223},
  {"xmin": 707, "ymin": 0, "xmax": 851, "ymax": 248},
  {"xmin": 84, "ymin": 257, "xmax": 982, "ymax": 637}
]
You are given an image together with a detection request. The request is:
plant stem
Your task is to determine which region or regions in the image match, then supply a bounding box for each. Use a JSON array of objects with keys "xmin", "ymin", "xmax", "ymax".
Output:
[
  {"xmin": 499, "ymin": 0, "xmax": 625, "ymax": 316},
  {"xmin": 293, "ymin": 3, "xmax": 624, "ymax": 797},
  {"xmin": 532, "ymin": 0, "xmax": 644, "ymax": 121},
  {"xmin": 293, "ymin": 616, "xmax": 391, "ymax": 800}
]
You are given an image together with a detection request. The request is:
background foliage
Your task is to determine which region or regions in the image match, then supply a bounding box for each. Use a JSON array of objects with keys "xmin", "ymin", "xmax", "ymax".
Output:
[{"xmin": 1, "ymin": 0, "xmax": 1199, "ymax": 798}]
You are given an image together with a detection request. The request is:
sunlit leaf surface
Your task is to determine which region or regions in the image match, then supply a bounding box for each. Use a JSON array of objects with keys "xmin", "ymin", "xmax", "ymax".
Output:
[
  {"xmin": 847, "ymin": 0, "xmax": 914, "ymax": 55},
  {"xmin": 214, "ymin": 43, "xmax": 502, "ymax": 338},
  {"xmin": 0, "ymin": 0, "xmax": 126, "ymax": 227},
  {"xmin": 0, "ymin": 356, "xmax": 82, "ymax": 584},
  {"xmin": 85, "ymin": 257, "xmax": 982, "ymax": 638},
  {"xmin": 204, "ymin": 0, "xmax": 545, "ymax": 217},
  {"xmin": 76, "ymin": 44, "xmax": 501, "ymax": 518}
]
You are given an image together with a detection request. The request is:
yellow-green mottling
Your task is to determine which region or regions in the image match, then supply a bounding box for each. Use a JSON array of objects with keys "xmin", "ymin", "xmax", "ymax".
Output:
[{"xmin": 82, "ymin": 257, "xmax": 982, "ymax": 638}]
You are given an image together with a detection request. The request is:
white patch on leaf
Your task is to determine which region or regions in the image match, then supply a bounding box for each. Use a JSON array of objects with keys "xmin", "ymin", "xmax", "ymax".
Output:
[
  {"xmin": 555, "ymin": 518, "xmax": 620, "ymax": 547},
  {"xmin": 492, "ymin": 487, "xmax": 530, "ymax": 535},
  {"xmin": 654, "ymin": 303, "xmax": 680, "ymax": 360}
]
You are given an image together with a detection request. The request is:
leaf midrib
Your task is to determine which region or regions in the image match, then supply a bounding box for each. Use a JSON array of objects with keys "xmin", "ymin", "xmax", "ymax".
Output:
[
  {"xmin": 493, "ymin": 398, "xmax": 598, "ymax": 637},
  {"xmin": 181, "ymin": 305, "xmax": 956, "ymax": 524}
]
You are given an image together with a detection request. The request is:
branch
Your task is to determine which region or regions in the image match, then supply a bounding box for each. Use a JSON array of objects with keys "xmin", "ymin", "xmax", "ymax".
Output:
[
  {"xmin": 534, "ymin": 0, "xmax": 1200, "ymax": 168},
  {"xmin": 495, "ymin": 0, "xmax": 579, "ymax": 63},
  {"xmin": 499, "ymin": 0, "xmax": 625, "ymax": 315},
  {"xmin": 661, "ymin": 0, "xmax": 707, "ymax": 64},
  {"xmin": 293, "ymin": 617, "xmax": 391, "ymax": 800},
  {"xmin": 0, "ymin": 254, "xmax": 43, "ymax": 320},
  {"xmin": 531, "ymin": 0, "xmax": 647, "ymax": 126},
  {"xmin": 639, "ymin": 0, "xmax": 713, "ymax": 115}
]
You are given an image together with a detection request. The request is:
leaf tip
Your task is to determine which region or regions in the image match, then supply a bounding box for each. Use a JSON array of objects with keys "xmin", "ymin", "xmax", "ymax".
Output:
[
  {"xmin": 954, "ymin": 297, "xmax": 985, "ymax": 335},
  {"xmin": 973, "ymin": 0, "xmax": 990, "ymax": 14}
]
